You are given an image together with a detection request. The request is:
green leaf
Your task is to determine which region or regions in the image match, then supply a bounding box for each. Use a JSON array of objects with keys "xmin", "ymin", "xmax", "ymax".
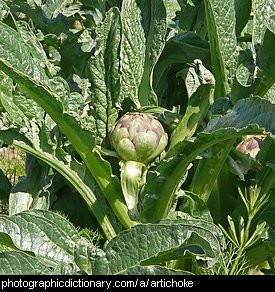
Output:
[
  {"xmin": 0, "ymin": 72, "xmax": 21, "ymax": 123},
  {"xmin": 190, "ymin": 140, "xmax": 235, "ymax": 203},
  {"xmin": 206, "ymin": 160, "xmax": 237, "ymax": 225},
  {"xmin": 204, "ymin": 0, "xmax": 238, "ymax": 97},
  {"xmin": 176, "ymin": 0, "xmax": 207, "ymax": 38},
  {"xmin": 0, "ymin": 210, "xmax": 81, "ymax": 266},
  {"xmin": 85, "ymin": 7, "xmax": 121, "ymax": 144},
  {"xmin": 232, "ymin": 29, "xmax": 275, "ymax": 101},
  {"xmin": 0, "ymin": 0, "xmax": 9, "ymax": 21},
  {"xmin": 153, "ymin": 32, "xmax": 210, "ymax": 100},
  {"xmin": 119, "ymin": 0, "xmax": 146, "ymax": 107},
  {"xmin": 120, "ymin": 0, "xmax": 167, "ymax": 107},
  {"xmin": 206, "ymin": 97, "xmax": 275, "ymax": 133},
  {"xmin": 180, "ymin": 191, "xmax": 213, "ymax": 222},
  {"xmin": 0, "ymin": 210, "xmax": 107, "ymax": 275},
  {"xmin": 0, "ymin": 251, "xmax": 57, "ymax": 275},
  {"xmin": 16, "ymin": 21, "xmax": 55, "ymax": 77},
  {"xmin": 11, "ymin": 0, "xmax": 67, "ymax": 34},
  {"xmin": 42, "ymin": 0, "xmax": 77, "ymax": 19},
  {"xmin": 246, "ymin": 229, "xmax": 275, "ymax": 266},
  {"xmin": 234, "ymin": 0, "xmax": 252, "ymax": 37},
  {"xmin": 163, "ymin": 0, "xmax": 181, "ymax": 26},
  {"xmin": 8, "ymin": 155, "xmax": 51, "ymax": 215},
  {"xmin": 264, "ymin": 84, "xmax": 275, "ymax": 104},
  {"xmin": 106, "ymin": 220, "xmax": 222, "ymax": 274},
  {"xmin": 257, "ymin": 28, "xmax": 275, "ymax": 95},
  {"xmin": 252, "ymin": 0, "xmax": 274, "ymax": 44},
  {"xmin": 137, "ymin": 0, "xmax": 167, "ymax": 106},
  {"xmin": 167, "ymin": 59, "xmax": 215, "ymax": 153}
]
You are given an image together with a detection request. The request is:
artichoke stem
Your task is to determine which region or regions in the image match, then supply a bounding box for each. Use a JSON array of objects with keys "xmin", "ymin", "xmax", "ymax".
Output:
[{"xmin": 120, "ymin": 161, "xmax": 146, "ymax": 222}]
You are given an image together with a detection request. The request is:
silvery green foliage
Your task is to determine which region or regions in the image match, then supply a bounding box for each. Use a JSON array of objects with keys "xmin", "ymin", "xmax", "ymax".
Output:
[{"xmin": 0, "ymin": 0, "xmax": 274, "ymax": 275}]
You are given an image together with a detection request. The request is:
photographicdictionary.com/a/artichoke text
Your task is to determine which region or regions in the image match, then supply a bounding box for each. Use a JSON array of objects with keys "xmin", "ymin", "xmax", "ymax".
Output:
[{"xmin": 0, "ymin": 277, "xmax": 194, "ymax": 290}]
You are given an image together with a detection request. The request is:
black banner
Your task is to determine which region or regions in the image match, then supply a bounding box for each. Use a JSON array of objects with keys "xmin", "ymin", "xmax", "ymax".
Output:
[{"xmin": 0, "ymin": 275, "xmax": 268, "ymax": 290}]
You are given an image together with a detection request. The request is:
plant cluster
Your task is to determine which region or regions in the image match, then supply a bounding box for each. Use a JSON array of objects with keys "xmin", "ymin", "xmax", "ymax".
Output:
[{"xmin": 0, "ymin": 0, "xmax": 274, "ymax": 275}]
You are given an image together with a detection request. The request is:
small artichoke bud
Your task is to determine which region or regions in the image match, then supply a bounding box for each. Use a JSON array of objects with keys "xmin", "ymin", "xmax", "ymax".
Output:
[
  {"xmin": 110, "ymin": 112, "xmax": 168, "ymax": 164},
  {"xmin": 236, "ymin": 135, "xmax": 265, "ymax": 158}
]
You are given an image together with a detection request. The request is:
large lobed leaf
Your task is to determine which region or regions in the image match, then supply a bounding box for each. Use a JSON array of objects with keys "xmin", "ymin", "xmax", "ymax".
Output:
[
  {"xmin": 106, "ymin": 219, "xmax": 223, "ymax": 274},
  {"xmin": 0, "ymin": 210, "xmax": 107, "ymax": 275}
]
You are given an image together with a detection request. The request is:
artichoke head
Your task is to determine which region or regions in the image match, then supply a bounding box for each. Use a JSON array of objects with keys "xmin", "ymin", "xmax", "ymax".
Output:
[{"xmin": 110, "ymin": 112, "xmax": 168, "ymax": 164}]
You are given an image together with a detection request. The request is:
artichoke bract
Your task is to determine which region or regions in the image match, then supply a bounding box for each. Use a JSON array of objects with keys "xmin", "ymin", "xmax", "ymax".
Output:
[{"xmin": 110, "ymin": 112, "xmax": 168, "ymax": 164}]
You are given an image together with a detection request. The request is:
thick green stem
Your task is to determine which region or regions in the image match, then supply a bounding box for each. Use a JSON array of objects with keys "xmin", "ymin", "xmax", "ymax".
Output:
[
  {"xmin": 13, "ymin": 141, "xmax": 117, "ymax": 241},
  {"xmin": 120, "ymin": 161, "xmax": 146, "ymax": 221}
]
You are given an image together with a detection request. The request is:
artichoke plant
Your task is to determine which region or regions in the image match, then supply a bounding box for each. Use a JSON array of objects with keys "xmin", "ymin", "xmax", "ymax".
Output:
[
  {"xmin": 110, "ymin": 112, "xmax": 168, "ymax": 220},
  {"xmin": 110, "ymin": 112, "xmax": 168, "ymax": 164}
]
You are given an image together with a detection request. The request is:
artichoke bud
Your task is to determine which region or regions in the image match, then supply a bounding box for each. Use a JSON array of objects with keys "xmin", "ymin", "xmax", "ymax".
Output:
[
  {"xmin": 236, "ymin": 135, "xmax": 265, "ymax": 158},
  {"xmin": 110, "ymin": 112, "xmax": 168, "ymax": 164}
]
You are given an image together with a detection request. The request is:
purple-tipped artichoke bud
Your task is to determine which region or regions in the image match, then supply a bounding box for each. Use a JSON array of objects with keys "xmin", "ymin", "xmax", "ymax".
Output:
[
  {"xmin": 236, "ymin": 135, "xmax": 265, "ymax": 158},
  {"xmin": 110, "ymin": 112, "xmax": 168, "ymax": 164}
]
